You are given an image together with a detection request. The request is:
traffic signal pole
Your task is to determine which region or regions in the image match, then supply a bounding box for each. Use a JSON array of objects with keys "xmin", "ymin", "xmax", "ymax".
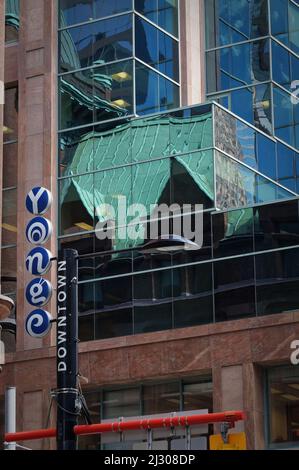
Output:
[{"xmin": 56, "ymin": 249, "xmax": 79, "ymax": 450}]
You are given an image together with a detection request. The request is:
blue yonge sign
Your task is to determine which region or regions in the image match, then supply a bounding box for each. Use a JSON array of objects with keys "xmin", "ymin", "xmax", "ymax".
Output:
[{"xmin": 25, "ymin": 187, "xmax": 54, "ymax": 338}]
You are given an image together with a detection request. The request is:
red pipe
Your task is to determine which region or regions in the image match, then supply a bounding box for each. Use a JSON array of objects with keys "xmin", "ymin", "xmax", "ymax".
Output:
[
  {"xmin": 5, "ymin": 411, "xmax": 245, "ymax": 442},
  {"xmin": 74, "ymin": 411, "xmax": 246, "ymax": 436},
  {"xmin": 5, "ymin": 428, "xmax": 56, "ymax": 443}
]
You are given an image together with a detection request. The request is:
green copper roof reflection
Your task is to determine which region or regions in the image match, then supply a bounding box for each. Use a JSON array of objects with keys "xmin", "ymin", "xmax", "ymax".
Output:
[
  {"xmin": 5, "ymin": 0, "xmax": 19, "ymax": 29},
  {"xmin": 60, "ymin": 111, "xmax": 213, "ymax": 173}
]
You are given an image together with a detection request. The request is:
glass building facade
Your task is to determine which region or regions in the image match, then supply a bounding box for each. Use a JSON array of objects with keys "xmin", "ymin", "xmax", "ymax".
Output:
[
  {"xmin": 205, "ymin": 0, "xmax": 299, "ymax": 150},
  {"xmin": 58, "ymin": 1, "xmax": 299, "ymax": 344},
  {"xmin": 58, "ymin": 100, "xmax": 299, "ymax": 341},
  {"xmin": 59, "ymin": 0, "xmax": 180, "ymax": 130}
]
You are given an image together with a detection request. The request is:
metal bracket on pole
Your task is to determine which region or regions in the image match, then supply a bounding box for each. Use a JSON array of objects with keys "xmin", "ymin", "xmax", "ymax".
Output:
[
  {"xmin": 220, "ymin": 422, "xmax": 231, "ymax": 444},
  {"xmin": 147, "ymin": 428, "xmax": 153, "ymax": 450},
  {"xmin": 186, "ymin": 426, "xmax": 191, "ymax": 450}
]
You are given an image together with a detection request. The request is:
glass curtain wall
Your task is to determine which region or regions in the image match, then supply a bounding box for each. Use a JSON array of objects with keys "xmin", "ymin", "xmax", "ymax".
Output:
[
  {"xmin": 58, "ymin": 0, "xmax": 180, "ymax": 131},
  {"xmin": 205, "ymin": 0, "xmax": 299, "ymax": 151},
  {"xmin": 58, "ymin": 98, "xmax": 299, "ymax": 341}
]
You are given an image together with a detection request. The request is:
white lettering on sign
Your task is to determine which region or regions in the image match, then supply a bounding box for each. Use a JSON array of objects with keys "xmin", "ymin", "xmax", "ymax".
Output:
[{"xmin": 57, "ymin": 261, "xmax": 67, "ymax": 374}]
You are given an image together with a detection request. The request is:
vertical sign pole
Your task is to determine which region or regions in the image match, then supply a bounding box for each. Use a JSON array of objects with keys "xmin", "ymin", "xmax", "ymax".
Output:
[
  {"xmin": 56, "ymin": 249, "xmax": 79, "ymax": 450},
  {"xmin": 5, "ymin": 387, "xmax": 16, "ymax": 450}
]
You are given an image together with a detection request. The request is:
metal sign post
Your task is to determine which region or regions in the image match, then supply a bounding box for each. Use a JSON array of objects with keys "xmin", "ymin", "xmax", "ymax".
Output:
[
  {"xmin": 5, "ymin": 387, "xmax": 16, "ymax": 450},
  {"xmin": 56, "ymin": 249, "xmax": 79, "ymax": 450}
]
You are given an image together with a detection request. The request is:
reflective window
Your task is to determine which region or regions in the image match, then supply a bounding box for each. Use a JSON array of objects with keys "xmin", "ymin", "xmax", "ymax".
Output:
[
  {"xmin": 5, "ymin": 0, "xmax": 20, "ymax": 43},
  {"xmin": 93, "ymin": 15, "xmax": 133, "ymax": 65},
  {"xmin": 212, "ymin": 207, "xmax": 254, "ymax": 258},
  {"xmin": 135, "ymin": 0, "xmax": 178, "ymax": 37},
  {"xmin": 94, "ymin": 0, "xmax": 132, "ymax": 21},
  {"xmin": 60, "ymin": 60, "xmax": 133, "ymax": 129},
  {"xmin": 60, "ymin": 23, "xmax": 93, "ymax": 72},
  {"xmin": 273, "ymin": 85, "xmax": 297, "ymax": 148},
  {"xmin": 60, "ymin": 0, "xmax": 132, "ymax": 27},
  {"xmin": 257, "ymin": 133, "xmax": 276, "ymax": 180},
  {"xmin": 254, "ymin": 199, "xmax": 299, "ymax": 251},
  {"xmin": 272, "ymin": 40, "xmax": 291, "ymax": 91},
  {"xmin": 256, "ymin": 248, "xmax": 299, "ymax": 315},
  {"xmin": 93, "ymin": 60, "xmax": 134, "ymax": 122},
  {"xmin": 60, "ymin": 69, "xmax": 94, "ymax": 130},
  {"xmin": 214, "ymin": 256, "xmax": 256, "ymax": 322},
  {"xmin": 103, "ymin": 388, "xmax": 139, "ymax": 419},
  {"xmin": 173, "ymin": 263, "xmax": 213, "ymax": 328},
  {"xmin": 143, "ymin": 382, "xmax": 180, "ymax": 414},
  {"xmin": 136, "ymin": 62, "xmax": 179, "ymax": 115},
  {"xmin": 3, "ymin": 87, "xmax": 18, "ymax": 143},
  {"xmin": 205, "ymin": 0, "xmax": 269, "ymax": 49},
  {"xmin": 133, "ymin": 269, "xmax": 173, "ymax": 334},
  {"xmin": 2, "ymin": 189, "xmax": 17, "ymax": 247},
  {"xmin": 271, "ymin": 0, "xmax": 299, "ymax": 55},
  {"xmin": 93, "ymin": 120, "xmax": 132, "ymax": 170},
  {"xmin": 59, "ymin": 174, "xmax": 95, "ymax": 236},
  {"xmin": 267, "ymin": 366, "xmax": 299, "ymax": 446},
  {"xmin": 277, "ymin": 142, "xmax": 296, "ymax": 191},
  {"xmin": 215, "ymin": 151, "xmax": 255, "ymax": 209},
  {"xmin": 172, "ymin": 151, "xmax": 214, "ymax": 209},
  {"xmin": 60, "ymin": 15, "xmax": 133, "ymax": 74},
  {"xmin": 132, "ymin": 114, "xmax": 170, "ymax": 162},
  {"xmin": 95, "ymin": 276, "xmax": 133, "ymax": 339},
  {"xmin": 1, "ymin": 246, "xmax": 17, "ymax": 295},
  {"xmin": 59, "ymin": 126, "xmax": 94, "ymax": 176},
  {"xmin": 3, "ymin": 143, "xmax": 18, "ymax": 188},
  {"xmin": 170, "ymin": 107, "xmax": 213, "ymax": 154},
  {"xmin": 222, "ymin": 84, "xmax": 272, "ymax": 135},
  {"xmin": 135, "ymin": 16, "xmax": 179, "ymax": 81},
  {"xmin": 60, "ymin": 0, "xmax": 93, "ymax": 27},
  {"xmin": 183, "ymin": 378, "xmax": 213, "ymax": 412},
  {"xmin": 206, "ymin": 39, "xmax": 270, "ymax": 94}
]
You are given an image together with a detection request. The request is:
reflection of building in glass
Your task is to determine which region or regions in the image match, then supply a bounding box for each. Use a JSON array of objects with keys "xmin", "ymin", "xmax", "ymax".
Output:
[
  {"xmin": 4, "ymin": 0, "xmax": 19, "ymax": 43},
  {"xmin": 206, "ymin": 0, "xmax": 299, "ymax": 150},
  {"xmin": 2, "ymin": 0, "xmax": 299, "ymax": 451}
]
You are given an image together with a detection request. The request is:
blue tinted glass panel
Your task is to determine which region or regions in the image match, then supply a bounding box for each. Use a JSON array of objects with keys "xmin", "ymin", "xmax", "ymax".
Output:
[
  {"xmin": 271, "ymin": 0, "xmax": 299, "ymax": 55},
  {"xmin": 135, "ymin": 0, "xmax": 178, "ymax": 37},
  {"xmin": 159, "ymin": 74, "xmax": 179, "ymax": 111},
  {"xmin": 257, "ymin": 133, "xmax": 277, "ymax": 179},
  {"xmin": 60, "ymin": 0, "xmax": 93, "ymax": 27},
  {"xmin": 277, "ymin": 142, "xmax": 296, "ymax": 190},
  {"xmin": 93, "ymin": 15, "xmax": 133, "ymax": 65},
  {"xmin": 135, "ymin": 16, "xmax": 158, "ymax": 68},
  {"xmin": 94, "ymin": 0, "xmax": 132, "ymax": 20},
  {"xmin": 231, "ymin": 87, "xmax": 254, "ymax": 125},
  {"xmin": 59, "ymin": 16, "xmax": 133, "ymax": 74},
  {"xmin": 273, "ymin": 85, "xmax": 295, "ymax": 147},
  {"xmin": 136, "ymin": 62, "xmax": 179, "ymax": 115},
  {"xmin": 158, "ymin": 0, "xmax": 178, "ymax": 37},
  {"xmin": 272, "ymin": 40, "xmax": 291, "ymax": 91},
  {"xmin": 135, "ymin": 17, "xmax": 179, "ymax": 81},
  {"xmin": 93, "ymin": 60, "xmax": 134, "ymax": 123},
  {"xmin": 207, "ymin": 40, "xmax": 270, "ymax": 93},
  {"xmin": 59, "ymin": 23, "xmax": 93, "ymax": 73},
  {"xmin": 205, "ymin": 0, "xmax": 269, "ymax": 48},
  {"xmin": 136, "ymin": 63, "xmax": 159, "ymax": 114},
  {"xmin": 60, "ymin": 69, "xmax": 94, "ymax": 130}
]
